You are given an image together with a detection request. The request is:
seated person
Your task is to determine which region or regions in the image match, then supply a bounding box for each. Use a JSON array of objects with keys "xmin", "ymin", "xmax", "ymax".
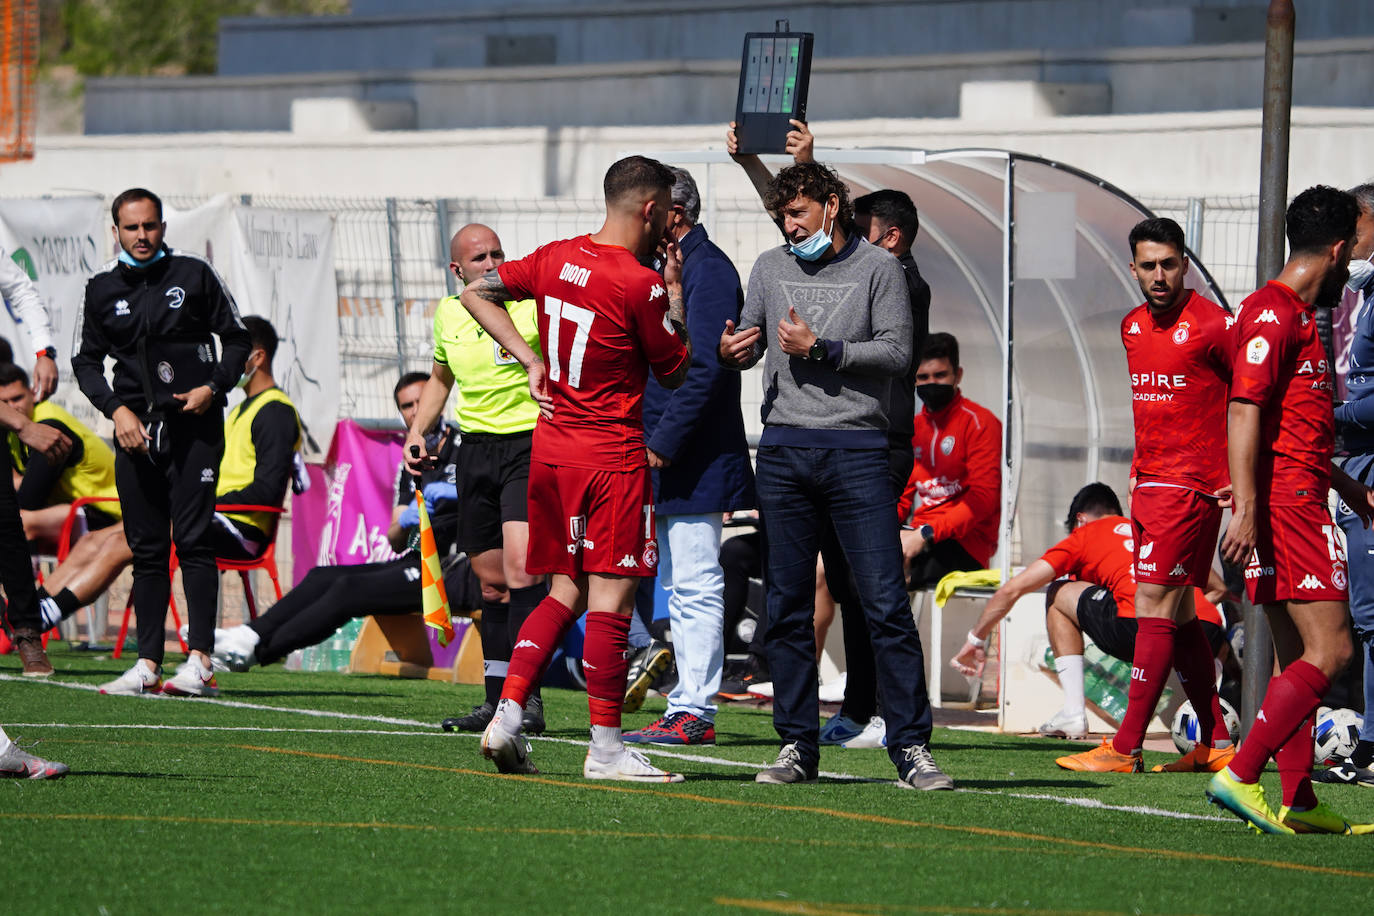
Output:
[
  {"xmin": 210, "ymin": 373, "xmax": 486, "ymax": 690},
  {"xmin": 35, "ymin": 316, "xmax": 300, "ymax": 628},
  {"xmin": 898, "ymin": 332, "xmax": 1002, "ymax": 587},
  {"xmin": 950, "ymin": 483, "xmax": 1230, "ymax": 763},
  {"xmin": 0, "ymin": 361, "xmax": 121, "ymax": 547}
]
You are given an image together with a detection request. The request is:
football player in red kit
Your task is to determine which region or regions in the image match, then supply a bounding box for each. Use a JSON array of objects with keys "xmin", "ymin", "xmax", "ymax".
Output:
[
  {"xmin": 1208, "ymin": 186, "xmax": 1374, "ymax": 834},
  {"xmin": 437, "ymin": 156, "xmax": 692, "ymax": 782},
  {"xmin": 1059, "ymin": 217, "xmax": 1237, "ymax": 774}
]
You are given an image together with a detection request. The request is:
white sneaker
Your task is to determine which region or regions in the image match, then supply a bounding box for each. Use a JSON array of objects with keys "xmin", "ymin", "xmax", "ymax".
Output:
[
  {"xmin": 1037, "ymin": 709, "xmax": 1089, "ymax": 740},
  {"xmin": 583, "ymin": 745, "xmax": 684, "ymax": 783},
  {"xmin": 481, "ymin": 699, "xmax": 537, "ymax": 774},
  {"xmin": 746, "ymin": 681, "xmax": 774, "ymax": 699},
  {"xmin": 818, "ymin": 673, "xmax": 848, "ymax": 704},
  {"xmin": 161, "ymin": 658, "xmax": 219, "ymax": 697},
  {"xmin": 843, "ymin": 716, "xmax": 887, "ymax": 749},
  {"xmin": 99, "ymin": 662, "xmax": 162, "ymax": 696},
  {"xmin": 211, "ymin": 625, "xmax": 260, "ymax": 673}
]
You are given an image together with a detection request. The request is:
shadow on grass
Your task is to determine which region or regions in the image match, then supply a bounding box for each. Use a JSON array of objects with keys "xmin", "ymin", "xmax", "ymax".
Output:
[
  {"xmin": 955, "ymin": 778, "xmax": 1110, "ymax": 790},
  {"xmin": 75, "ymin": 770, "xmax": 229, "ymax": 780}
]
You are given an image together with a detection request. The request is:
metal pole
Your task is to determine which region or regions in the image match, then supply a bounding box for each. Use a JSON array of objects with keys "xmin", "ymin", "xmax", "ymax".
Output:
[
  {"xmin": 435, "ymin": 197, "xmax": 456, "ymax": 297},
  {"xmin": 1242, "ymin": 0, "xmax": 1295, "ymax": 735},
  {"xmin": 1184, "ymin": 197, "xmax": 1205, "ymax": 259},
  {"xmin": 385, "ymin": 197, "xmax": 408, "ymax": 377}
]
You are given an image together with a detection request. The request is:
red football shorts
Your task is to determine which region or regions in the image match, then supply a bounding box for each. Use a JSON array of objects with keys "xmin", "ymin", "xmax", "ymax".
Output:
[
  {"xmin": 525, "ymin": 460, "xmax": 658, "ymax": 578},
  {"xmin": 1244, "ymin": 501, "xmax": 1347, "ymax": 604},
  {"xmin": 1130, "ymin": 484, "xmax": 1222, "ymax": 587}
]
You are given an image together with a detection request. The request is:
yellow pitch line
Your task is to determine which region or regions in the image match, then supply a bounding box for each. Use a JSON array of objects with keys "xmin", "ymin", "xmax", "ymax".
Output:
[
  {"xmin": 714, "ymin": 900, "xmax": 1178, "ymax": 916},
  {"xmin": 234, "ymin": 744, "xmax": 1374, "ymax": 881}
]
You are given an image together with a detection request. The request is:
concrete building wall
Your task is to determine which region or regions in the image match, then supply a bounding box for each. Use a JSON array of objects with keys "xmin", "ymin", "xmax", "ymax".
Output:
[{"xmin": 83, "ymin": 37, "xmax": 1374, "ymax": 135}]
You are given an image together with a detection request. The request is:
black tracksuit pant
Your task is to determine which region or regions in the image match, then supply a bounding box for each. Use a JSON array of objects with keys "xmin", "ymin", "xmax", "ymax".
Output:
[
  {"xmin": 0, "ymin": 444, "xmax": 41, "ymax": 633},
  {"xmin": 114, "ymin": 412, "xmax": 224, "ymax": 664}
]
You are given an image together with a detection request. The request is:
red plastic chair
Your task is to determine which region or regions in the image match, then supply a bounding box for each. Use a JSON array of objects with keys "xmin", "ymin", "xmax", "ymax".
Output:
[
  {"xmin": 36, "ymin": 496, "xmax": 122, "ymax": 649},
  {"xmin": 112, "ymin": 504, "xmax": 284, "ymax": 658}
]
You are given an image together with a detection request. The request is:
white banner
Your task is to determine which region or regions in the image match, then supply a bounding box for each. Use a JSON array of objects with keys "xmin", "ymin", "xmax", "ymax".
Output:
[
  {"xmin": 164, "ymin": 198, "xmax": 340, "ymax": 456},
  {"xmin": 0, "ymin": 195, "xmax": 108, "ymax": 427}
]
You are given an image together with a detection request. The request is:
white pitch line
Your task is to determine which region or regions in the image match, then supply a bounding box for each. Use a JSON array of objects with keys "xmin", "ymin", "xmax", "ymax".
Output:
[{"xmin": 2, "ymin": 675, "xmax": 1231, "ymax": 821}]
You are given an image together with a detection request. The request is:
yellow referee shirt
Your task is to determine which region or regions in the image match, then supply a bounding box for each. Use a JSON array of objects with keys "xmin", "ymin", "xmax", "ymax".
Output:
[{"xmin": 432, "ymin": 295, "xmax": 541, "ymax": 434}]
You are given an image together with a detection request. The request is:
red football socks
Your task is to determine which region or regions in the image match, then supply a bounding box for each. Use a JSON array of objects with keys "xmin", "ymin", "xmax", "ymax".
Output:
[
  {"xmin": 500, "ymin": 596, "xmax": 580, "ymax": 708},
  {"xmin": 1112, "ymin": 616, "xmax": 1176, "ymax": 756},
  {"xmin": 583, "ymin": 611, "xmax": 632, "ymax": 729},
  {"xmin": 1228, "ymin": 659, "xmax": 1330, "ymax": 785},
  {"xmin": 1276, "ymin": 710, "xmax": 1319, "ymax": 809},
  {"xmin": 1173, "ymin": 617, "xmax": 1230, "ymax": 746}
]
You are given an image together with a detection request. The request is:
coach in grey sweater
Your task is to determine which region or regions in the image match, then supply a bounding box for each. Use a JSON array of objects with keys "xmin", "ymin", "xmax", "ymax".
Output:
[{"xmin": 719, "ymin": 162, "xmax": 951, "ymax": 791}]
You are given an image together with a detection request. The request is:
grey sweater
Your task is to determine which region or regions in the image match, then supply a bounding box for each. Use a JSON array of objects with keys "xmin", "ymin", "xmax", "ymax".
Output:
[{"xmin": 734, "ymin": 235, "xmax": 912, "ymax": 448}]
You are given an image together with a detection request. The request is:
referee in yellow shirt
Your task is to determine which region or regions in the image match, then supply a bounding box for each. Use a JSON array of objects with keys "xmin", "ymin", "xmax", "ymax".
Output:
[{"xmin": 405, "ymin": 224, "xmax": 549, "ymax": 735}]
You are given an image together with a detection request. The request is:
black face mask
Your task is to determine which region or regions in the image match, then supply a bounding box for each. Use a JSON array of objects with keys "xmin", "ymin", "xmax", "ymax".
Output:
[{"xmin": 916, "ymin": 383, "xmax": 956, "ymax": 411}]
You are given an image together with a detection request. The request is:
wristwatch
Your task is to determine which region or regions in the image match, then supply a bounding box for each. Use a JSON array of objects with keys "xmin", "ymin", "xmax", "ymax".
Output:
[
  {"xmin": 807, "ymin": 339, "xmax": 827, "ymax": 362},
  {"xmin": 36, "ymin": 346, "xmax": 55, "ymax": 360},
  {"xmin": 919, "ymin": 524, "xmax": 935, "ymax": 543}
]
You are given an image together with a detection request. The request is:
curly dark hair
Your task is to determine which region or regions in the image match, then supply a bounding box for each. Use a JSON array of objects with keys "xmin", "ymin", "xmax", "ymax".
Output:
[
  {"xmin": 764, "ymin": 162, "xmax": 853, "ymax": 228},
  {"xmin": 1286, "ymin": 185, "xmax": 1359, "ymax": 255},
  {"xmin": 1064, "ymin": 483, "xmax": 1122, "ymax": 533}
]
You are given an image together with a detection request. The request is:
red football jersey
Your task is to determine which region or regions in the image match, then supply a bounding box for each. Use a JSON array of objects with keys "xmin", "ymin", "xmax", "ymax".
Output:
[
  {"xmin": 898, "ymin": 391, "xmax": 1002, "ymax": 567},
  {"xmin": 1230, "ymin": 281, "xmax": 1334, "ymax": 504},
  {"xmin": 498, "ymin": 236, "xmax": 689, "ymax": 471},
  {"xmin": 1121, "ymin": 289, "xmax": 1232, "ymax": 493},
  {"xmin": 1039, "ymin": 515, "xmax": 1223, "ymax": 625}
]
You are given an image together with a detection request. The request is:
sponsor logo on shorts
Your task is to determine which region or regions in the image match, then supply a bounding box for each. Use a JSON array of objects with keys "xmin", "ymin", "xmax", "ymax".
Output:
[
  {"xmin": 1137, "ymin": 561, "xmax": 1156, "ymax": 573},
  {"xmin": 1170, "ymin": 563, "xmax": 1187, "ymax": 576},
  {"xmin": 1298, "ymin": 574, "xmax": 1324, "ymax": 590},
  {"xmin": 514, "ymin": 639, "xmax": 541, "ymax": 650},
  {"xmin": 1138, "ymin": 540, "xmax": 1154, "ymax": 560},
  {"xmin": 567, "ymin": 515, "xmax": 594, "ymax": 554},
  {"xmin": 1245, "ymin": 564, "xmax": 1274, "ymax": 580},
  {"xmin": 616, "ymin": 554, "xmax": 638, "ymax": 568},
  {"xmin": 1332, "ymin": 567, "xmax": 1348, "ymax": 590}
]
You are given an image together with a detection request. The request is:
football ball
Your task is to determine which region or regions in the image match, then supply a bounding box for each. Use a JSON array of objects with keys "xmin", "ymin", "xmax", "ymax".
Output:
[
  {"xmin": 1314, "ymin": 707, "xmax": 1364, "ymax": 765},
  {"xmin": 1170, "ymin": 698, "xmax": 1242, "ymax": 754}
]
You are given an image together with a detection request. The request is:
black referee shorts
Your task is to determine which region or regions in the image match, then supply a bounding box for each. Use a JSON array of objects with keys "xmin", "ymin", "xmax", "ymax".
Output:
[
  {"xmin": 455, "ymin": 430, "xmax": 532, "ymax": 554},
  {"xmin": 1076, "ymin": 586, "xmax": 1226, "ymax": 664}
]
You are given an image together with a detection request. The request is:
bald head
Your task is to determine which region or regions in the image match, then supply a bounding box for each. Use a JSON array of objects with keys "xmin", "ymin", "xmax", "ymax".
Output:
[{"xmin": 449, "ymin": 224, "xmax": 505, "ymax": 285}]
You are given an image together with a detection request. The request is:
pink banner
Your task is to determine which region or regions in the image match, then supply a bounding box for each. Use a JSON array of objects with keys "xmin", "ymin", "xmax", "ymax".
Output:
[{"xmin": 291, "ymin": 420, "xmax": 406, "ymax": 585}]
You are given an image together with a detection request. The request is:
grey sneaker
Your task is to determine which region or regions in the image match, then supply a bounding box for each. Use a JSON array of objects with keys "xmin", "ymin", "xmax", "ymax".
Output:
[
  {"xmin": 897, "ymin": 744, "xmax": 954, "ymax": 790},
  {"xmin": 756, "ymin": 742, "xmax": 817, "ymax": 784},
  {"xmin": 0, "ymin": 741, "xmax": 68, "ymax": 779}
]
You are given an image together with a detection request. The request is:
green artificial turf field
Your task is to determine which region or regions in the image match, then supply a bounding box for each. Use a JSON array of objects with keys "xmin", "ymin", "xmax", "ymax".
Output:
[{"xmin": 3, "ymin": 647, "xmax": 1373, "ymax": 915}]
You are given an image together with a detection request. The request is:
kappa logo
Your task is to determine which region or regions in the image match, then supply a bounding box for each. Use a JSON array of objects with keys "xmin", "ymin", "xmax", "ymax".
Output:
[
  {"xmin": 1126, "ymin": 322, "xmax": 1141, "ymax": 335},
  {"xmin": 1301, "ymin": 312, "xmax": 1310, "ymax": 326},
  {"xmin": 616, "ymin": 554, "xmax": 638, "ymax": 568},
  {"xmin": 1255, "ymin": 308, "xmax": 1279, "ymax": 324},
  {"xmin": 649, "ymin": 283, "xmax": 665, "ymax": 300},
  {"xmin": 1257, "ymin": 710, "xmax": 1268, "ymax": 723},
  {"xmin": 199, "ymin": 467, "xmax": 215, "ymax": 483},
  {"xmin": 1299, "ymin": 574, "xmax": 1324, "ymax": 590},
  {"xmin": 514, "ymin": 639, "xmax": 541, "ymax": 650},
  {"xmin": 1172, "ymin": 322, "xmax": 1190, "ymax": 344},
  {"xmin": 1225, "ymin": 315, "xmax": 1236, "ymax": 329},
  {"xmin": 1092, "ymin": 588, "xmax": 1107, "ymax": 601},
  {"xmin": 1169, "ymin": 563, "xmax": 1187, "ymax": 577},
  {"xmin": 165, "ymin": 286, "xmax": 186, "ymax": 309},
  {"xmin": 114, "ymin": 299, "xmax": 130, "ymax": 316},
  {"xmin": 403, "ymin": 567, "xmax": 420, "ymax": 583},
  {"xmin": 940, "ymin": 435, "xmax": 955, "ymax": 456}
]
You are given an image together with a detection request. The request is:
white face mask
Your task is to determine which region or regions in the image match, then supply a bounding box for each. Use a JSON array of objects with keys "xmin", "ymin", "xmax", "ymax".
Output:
[
  {"xmin": 1348, "ymin": 256, "xmax": 1374, "ymax": 292},
  {"xmin": 236, "ymin": 364, "xmax": 257, "ymax": 390}
]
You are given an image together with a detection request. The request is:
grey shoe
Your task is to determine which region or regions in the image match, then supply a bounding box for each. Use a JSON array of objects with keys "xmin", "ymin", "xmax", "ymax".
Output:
[
  {"xmin": 897, "ymin": 744, "xmax": 954, "ymax": 791},
  {"xmin": 0, "ymin": 742, "xmax": 68, "ymax": 779},
  {"xmin": 756, "ymin": 742, "xmax": 817, "ymax": 784}
]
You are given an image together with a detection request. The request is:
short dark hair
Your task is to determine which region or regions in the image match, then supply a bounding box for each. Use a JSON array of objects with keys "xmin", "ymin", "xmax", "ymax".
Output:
[
  {"xmin": 0, "ymin": 361, "xmax": 27, "ymax": 388},
  {"xmin": 0, "ymin": 334, "xmax": 11, "ymax": 365},
  {"xmin": 1286, "ymin": 185, "xmax": 1359, "ymax": 255},
  {"xmin": 1128, "ymin": 217, "xmax": 1186, "ymax": 260},
  {"xmin": 918, "ymin": 331, "xmax": 959, "ymax": 370},
  {"xmin": 393, "ymin": 371, "xmax": 429, "ymax": 404},
  {"xmin": 111, "ymin": 188, "xmax": 163, "ymax": 225},
  {"xmin": 603, "ymin": 156, "xmax": 675, "ymax": 207},
  {"xmin": 241, "ymin": 315, "xmax": 279, "ymax": 365},
  {"xmin": 854, "ymin": 189, "xmax": 919, "ymax": 243},
  {"xmin": 764, "ymin": 162, "xmax": 853, "ymax": 228},
  {"xmin": 1065, "ymin": 482, "xmax": 1122, "ymax": 533}
]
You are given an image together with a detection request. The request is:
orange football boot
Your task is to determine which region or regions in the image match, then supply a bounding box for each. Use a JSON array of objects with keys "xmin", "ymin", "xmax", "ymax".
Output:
[{"xmin": 1056, "ymin": 737, "xmax": 1144, "ymax": 773}]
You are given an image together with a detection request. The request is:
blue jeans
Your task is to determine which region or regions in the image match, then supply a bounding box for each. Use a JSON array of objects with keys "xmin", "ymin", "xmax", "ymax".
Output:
[
  {"xmin": 1336, "ymin": 452, "xmax": 1374, "ymax": 743},
  {"xmin": 660, "ymin": 513, "xmax": 726, "ymax": 720},
  {"xmin": 755, "ymin": 444, "xmax": 933, "ymax": 770}
]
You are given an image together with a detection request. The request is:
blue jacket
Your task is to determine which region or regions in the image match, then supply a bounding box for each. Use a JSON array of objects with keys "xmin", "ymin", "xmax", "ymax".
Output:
[
  {"xmin": 1337, "ymin": 271, "xmax": 1374, "ymax": 452},
  {"xmin": 643, "ymin": 225, "xmax": 757, "ymax": 515}
]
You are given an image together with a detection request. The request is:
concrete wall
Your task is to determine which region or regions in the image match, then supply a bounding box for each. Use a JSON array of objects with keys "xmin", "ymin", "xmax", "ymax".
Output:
[
  {"xmin": 84, "ymin": 37, "xmax": 1374, "ymax": 135},
  {"xmin": 217, "ymin": 0, "xmax": 1374, "ymax": 75},
  {"xmin": 13, "ymin": 107, "xmax": 1374, "ymax": 205}
]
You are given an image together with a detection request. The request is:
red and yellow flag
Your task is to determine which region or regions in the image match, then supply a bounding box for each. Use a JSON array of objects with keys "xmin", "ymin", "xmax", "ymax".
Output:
[{"xmin": 416, "ymin": 491, "xmax": 455, "ymax": 647}]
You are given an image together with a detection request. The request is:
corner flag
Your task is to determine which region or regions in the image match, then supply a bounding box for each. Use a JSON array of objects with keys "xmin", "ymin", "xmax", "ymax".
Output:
[{"xmin": 416, "ymin": 491, "xmax": 455, "ymax": 647}]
